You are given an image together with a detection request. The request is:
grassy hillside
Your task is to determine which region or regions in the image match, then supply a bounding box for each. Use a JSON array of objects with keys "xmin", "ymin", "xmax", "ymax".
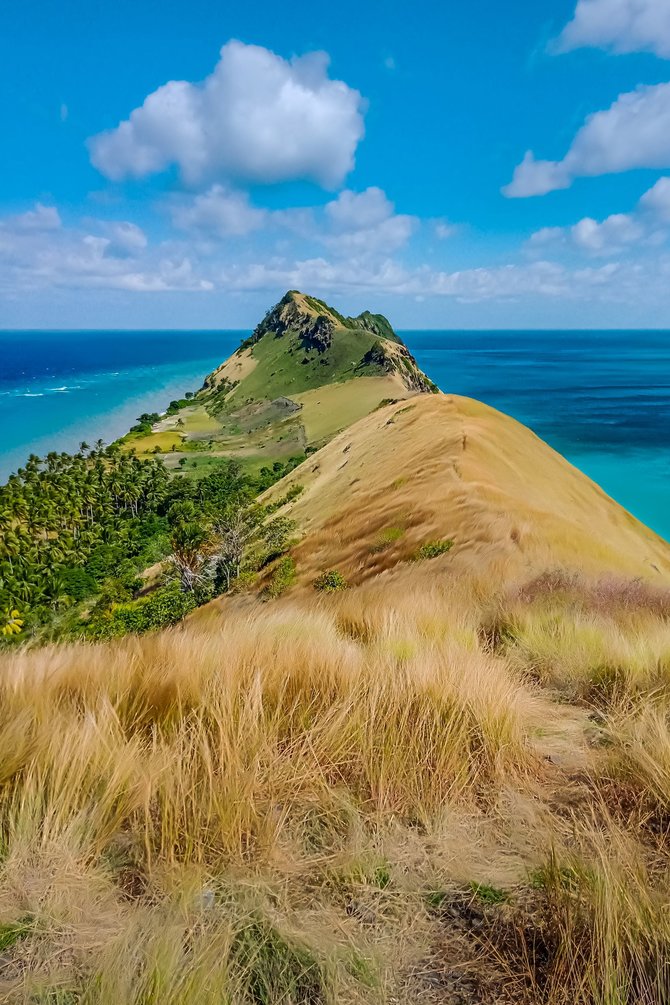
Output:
[
  {"xmin": 119, "ymin": 291, "xmax": 436, "ymax": 471},
  {"xmin": 2, "ymin": 373, "xmax": 670, "ymax": 1001},
  {"xmin": 259, "ymin": 393, "xmax": 670, "ymax": 590}
]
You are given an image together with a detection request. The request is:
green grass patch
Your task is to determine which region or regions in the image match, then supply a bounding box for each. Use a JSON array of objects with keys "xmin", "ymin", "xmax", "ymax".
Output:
[
  {"xmin": 369, "ymin": 526, "xmax": 404, "ymax": 554},
  {"xmin": 0, "ymin": 916, "xmax": 34, "ymax": 951},
  {"xmin": 413, "ymin": 539, "xmax": 454, "ymax": 561},
  {"xmin": 469, "ymin": 881, "xmax": 508, "ymax": 905},
  {"xmin": 230, "ymin": 916, "xmax": 324, "ymax": 1005}
]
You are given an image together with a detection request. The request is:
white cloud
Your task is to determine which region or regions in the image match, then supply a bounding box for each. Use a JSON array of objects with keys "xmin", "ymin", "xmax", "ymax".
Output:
[
  {"xmin": 433, "ymin": 219, "xmax": 458, "ymax": 239},
  {"xmin": 322, "ymin": 187, "xmax": 417, "ymax": 255},
  {"xmin": 530, "ymin": 212, "xmax": 644, "ymax": 253},
  {"xmin": 505, "ymin": 83, "xmax": 670, "ymax": 196},
  {"xmin": 104, "ymin": 221, "xmax": 148, "ymax": 255},
  {"xmin": 529, "ymin": 176, "xmax": 670, "ymax": 253},
  {"xmin": 639, "ymin": 175, "xmax": 670, "ymax": 220},
  {"xmin": 557, "ymin": 0, "xmax": 670, "ymax": 58},
  {"xmin": 8, "ymin": 203, "xmax": 62, "ymax": 231},
  {"xmin": 89, "ymin": 40, "xmax": 365, "ymax": 188},
  {"xmin": 215, "ymin": 254, "xmax": 653, "ymax": 303},
  {"xmin": 0, "ymin": 204, "xmax": 210, "ymax": 293},
  {"xmin": 171, "ymin": 185, "xmax": 267, "ymax": 237}
]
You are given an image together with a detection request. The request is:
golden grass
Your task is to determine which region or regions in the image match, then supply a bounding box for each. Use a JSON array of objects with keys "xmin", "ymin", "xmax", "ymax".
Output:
[
  {"xmin": 0, "ymin": 586, "xmax": 542, "ymax": 1002},
  {"xmin": 265, "ymin": 394, "xmax": 670, "ymax": 588},
  {"xmin": 4, "ymin": 393, "xmax": 670, "ymax": 1001},
  {"xmin": 3, "ymin": 567, "xmax": 670, "ymax": 1001}
]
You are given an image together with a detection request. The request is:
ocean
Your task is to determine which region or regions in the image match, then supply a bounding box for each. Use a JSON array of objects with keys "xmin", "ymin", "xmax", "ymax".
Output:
[{"xmin": 1, "ymin": 329, "xmax": 669, "ymax": 541}]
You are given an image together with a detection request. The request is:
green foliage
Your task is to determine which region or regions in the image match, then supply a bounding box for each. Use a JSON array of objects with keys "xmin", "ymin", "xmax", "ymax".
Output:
[
  {"xmin": 469, "ymin": 881, "xmax": 508, "ymax": 904},
  {"xmin": 256, "ymin": 457, "xmax": 305, "ymax": 493},
  {"xmin": 425, "ymin": 890, "xmax": 450, "ymax": 910},
  {"xmin": 57, "ymin": 566, "xmax": 98, "ymax": 601},
  {"xmin": 129, "ymin": 411, "xmax": 161, "ymax": 434},
  {"xmin": 313, "ymin": 570, "xmax": 348, "ymax": 593},
  {"xmin": 230, "ymin": 916, "xmax": 324, "ymax": 1005},
  {"xmin": 0, "ymin": 445, "xmax": 170, "ymax": 638},
  {"xmin": 0, "ymin": 916, "xmax": 33, "ymax": 951},
  {"xmin": 265, "ymin": 556, "xmax": 296, "ymax": 599},
  {"xmin": 413, "ymin": 539, "xmax": 454, "ymax": 561},
  {"xmin": 84, "ymin": 582, "xmax": 196, "ymax": 640}
]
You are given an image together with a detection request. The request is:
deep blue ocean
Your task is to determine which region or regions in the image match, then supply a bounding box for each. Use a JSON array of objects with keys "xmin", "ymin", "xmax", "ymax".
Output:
[{"xmin": 1, "ymin": 329, "xmax": 669, "ymax": 541}]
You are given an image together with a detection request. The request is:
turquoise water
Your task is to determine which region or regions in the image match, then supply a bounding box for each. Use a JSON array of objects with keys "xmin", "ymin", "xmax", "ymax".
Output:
[{"xmin": 1, "ymin": 329, "xmax": 668, "ymax": 541}]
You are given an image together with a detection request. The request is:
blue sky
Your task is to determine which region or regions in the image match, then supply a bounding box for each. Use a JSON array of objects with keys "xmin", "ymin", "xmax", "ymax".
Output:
[{"xmin": 3, "ymin": 0, "xmax": 670, "ymax": 328}]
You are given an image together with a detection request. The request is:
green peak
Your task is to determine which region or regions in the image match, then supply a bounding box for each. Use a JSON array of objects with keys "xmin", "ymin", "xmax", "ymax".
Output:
[{"xmin": 241, "ymin": 290, "xmax": 402, "ymax": 352}]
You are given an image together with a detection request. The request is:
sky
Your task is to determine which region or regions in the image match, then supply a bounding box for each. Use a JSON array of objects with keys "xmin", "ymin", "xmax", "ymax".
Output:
[{"xmin": 3, "ymin": 0, "xmax": 670, "ymax": 329}]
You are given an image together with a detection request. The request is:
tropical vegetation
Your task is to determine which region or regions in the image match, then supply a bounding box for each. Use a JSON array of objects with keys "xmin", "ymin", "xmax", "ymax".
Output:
[{"xmin": 0, "ymin": 438, "xmax": 302, "ymax": 644}]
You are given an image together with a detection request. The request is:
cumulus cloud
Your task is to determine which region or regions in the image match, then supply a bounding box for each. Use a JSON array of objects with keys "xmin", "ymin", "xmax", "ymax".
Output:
[
  {"xmin": 171, "ymin": 185, "xmax": 267, "ymax": 237},
  {"xmin": 215, "ymin": 254, "xmax": 650, "ymax": 304},
  {"xmin": 529, "ymin": 176, "xmax": 670, "ymax": 253},
  {"xmin": 8, "ymin": 203, "xmax": 62, "ymax": 231},
  {"xmin": 530, "ymin": 213, "xmax": 644, "ymax": 254},
  {"xmin": 322, "ymin": 187, "xmax": 417, "ymax": 255},
  {"xmin": 0, "ymin": 203, "xmax": 210, "ymax": 293},
  {"xmin": 89, "ymin": 40, "xmax": 365, "ymax": 188},
  {"xmin": 556, "ymin": 0, "xmax": 670, "ymax": 58},
  {"xmin": 505, "ymin": 83, "xmax": 670, "ymax": 197},
  {"xmin": 169, "ymin": 184, "xmax": 417, "ymax": 255}
]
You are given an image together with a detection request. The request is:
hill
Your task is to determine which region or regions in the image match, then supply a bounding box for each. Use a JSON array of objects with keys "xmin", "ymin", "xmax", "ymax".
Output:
[
  {"xmin": 258, "ymin": 392, "xmax": 670, "ymax": 591},
  {"xmin": 121, "ymin": 290, "xmax": 437, "ymax": 474},
  {"xmin": 2, "ymin": 296, "xmax": 670, "ymax": 1002}
]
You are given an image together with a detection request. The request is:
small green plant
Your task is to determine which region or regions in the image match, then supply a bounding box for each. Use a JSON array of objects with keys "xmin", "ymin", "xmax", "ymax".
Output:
[
  {"xmin": 469, "ymin": 881, "xmax": 508, "ymax": 905},
  {"xmin": 425, "ymin": 890, "xmax": 450, "ymax": 910},
  {"xmin": 413, "ymin": 539, "xmax": 454, "ymax": 561},
  {"xmin": 265, "ymin": 556, "xmax": 297, "ymax": 599},
  {"xmin": 230, "ymin": 917, "xmax": 323, "ymax": 1005},
  {"xmin": 0, "ymin": 916, "xmax": 33, "ymax": 951},
  {"xmin": 313, "ymin": 570, "xmax": 348, "ymax": 593},
  {"xmin": 369, "ymin": 526, "xmax": 404, "ymax": 554}
]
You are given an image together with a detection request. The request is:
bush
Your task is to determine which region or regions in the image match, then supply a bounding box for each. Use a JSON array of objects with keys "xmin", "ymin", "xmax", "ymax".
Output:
[
  {"xmin": 313, "ymin": 570, "xmax": 347, "ymax": 593},
  {"xmin": 413, "ymin": 539, "xmax": 454, "ymax": 561},
  {"xmin": 83, "ymin": 582, "xmax": 196, "ymax": 640},
  {"xmin": 265, "ymin": 557, "xmax": 296, "ymax": 599}
]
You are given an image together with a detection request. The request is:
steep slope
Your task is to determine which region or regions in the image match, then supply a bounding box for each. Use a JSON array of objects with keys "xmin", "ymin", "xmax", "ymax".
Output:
[
  {"xmin": 263, "ymin": 393, "xmax": 670, "ymax": 589},
  {"xmin": 6, "ymin": 308, "xmax": 670, "ymax": 1003},
  {"xmin": 123, "ymin": 291, "xmax": 436, "ymax": 472}
]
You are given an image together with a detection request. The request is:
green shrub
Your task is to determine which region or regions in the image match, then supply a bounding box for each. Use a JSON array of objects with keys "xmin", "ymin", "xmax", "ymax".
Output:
[
  {"xmin": 83, "ymin": 582, "xmax": 196, "ymax": 640},
  {"xmin": 265, "ymin": 557, "xmax": 297, "ymax": 599},
  {"xmin": 413, "ymin": 539, "xmax": 454, "ymax": 561},
  {"xmin": 313, "ymin": 570, "xmax": 348, "ymax": 593}
]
